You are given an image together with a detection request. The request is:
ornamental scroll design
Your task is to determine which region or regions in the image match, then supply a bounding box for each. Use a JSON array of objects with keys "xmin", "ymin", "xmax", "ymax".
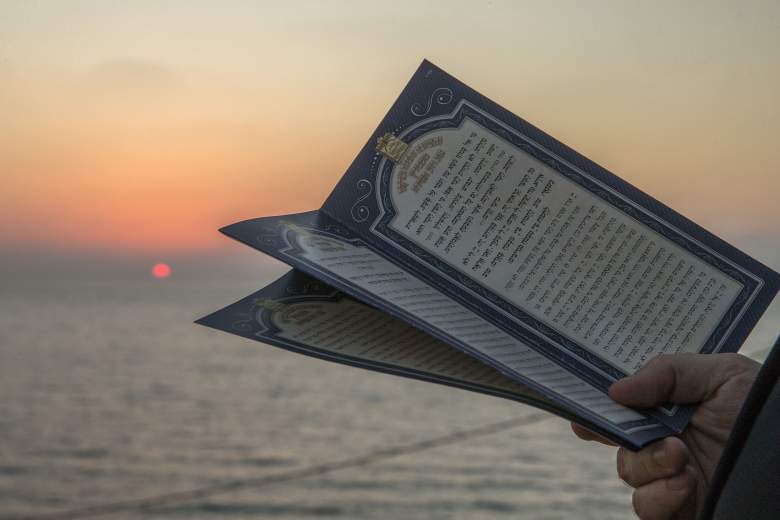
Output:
[
  {"xmin": 231, "ymin": 311, "xmax": 256, "ymax": 333},
  {"xmin": 350, "ymin": 179, "xmax": 373, "ymax": 223},
  {"xmin": 411, "ymin": 87, "xmax": 453, "ymax": 117}
]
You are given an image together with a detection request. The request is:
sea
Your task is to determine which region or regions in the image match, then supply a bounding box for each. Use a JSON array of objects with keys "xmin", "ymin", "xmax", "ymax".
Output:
[{"xmin": 2, "ymin": 257, "xmax": 778, "ymax": 520}]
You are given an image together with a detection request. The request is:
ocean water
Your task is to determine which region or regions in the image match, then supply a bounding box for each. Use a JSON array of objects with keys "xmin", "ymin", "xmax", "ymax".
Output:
[{"xmin": 1, "ymin": 272, "xmax": 777, "ymax": 520}]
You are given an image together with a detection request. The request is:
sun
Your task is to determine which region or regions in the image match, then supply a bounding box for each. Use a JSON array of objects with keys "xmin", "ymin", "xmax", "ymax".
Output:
[{"xmin": 151, "ymin": 262, "xmax": 172, "ymax": 279}]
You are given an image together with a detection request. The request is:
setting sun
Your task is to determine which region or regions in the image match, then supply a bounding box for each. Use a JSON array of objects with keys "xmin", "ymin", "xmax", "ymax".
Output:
[{"xmin": 151, "ymin": 263, "xmax": 172, "ymax": 279}]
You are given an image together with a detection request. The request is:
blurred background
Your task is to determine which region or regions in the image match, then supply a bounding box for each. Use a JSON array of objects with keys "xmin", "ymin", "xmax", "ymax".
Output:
[{"xmin": 2, "ymin": 1, "xmax": 779, "ymax": 518}]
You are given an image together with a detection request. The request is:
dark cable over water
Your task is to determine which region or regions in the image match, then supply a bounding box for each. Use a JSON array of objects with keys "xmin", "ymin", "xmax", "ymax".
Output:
[{"xmin": 27, "ymin": 414, "xmax": 548, "ymax": 520}]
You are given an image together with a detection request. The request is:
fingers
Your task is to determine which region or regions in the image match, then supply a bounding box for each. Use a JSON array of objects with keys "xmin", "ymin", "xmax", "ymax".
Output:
[
  {"xmin": 620, "ymin": 438, "xmax": 696, "ymax": 519},
  {"xmin": 631, "ymin": 466, "xmax": 696, "ymax": 520},
  {"xmin": 609, "ymin": 353, "xmax": 756, "ymax": 408},
  {"xmin": 616, "ymin": 437, "xmax": 689, "ymax": 487},
  {"xmin": 570, "ymin": 422, "xmax": 617, "ymax": 446}
]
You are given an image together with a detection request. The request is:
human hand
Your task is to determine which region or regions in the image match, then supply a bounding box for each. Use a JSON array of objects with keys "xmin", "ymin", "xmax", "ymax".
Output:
[{"xmin": 571, "ymin": 353, "xmax": 759, "ymax": 519}]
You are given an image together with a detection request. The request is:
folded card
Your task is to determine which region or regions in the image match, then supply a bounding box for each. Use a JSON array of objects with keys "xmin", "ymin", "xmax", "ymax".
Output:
[{"xmin": 198, "ymin": 60, "xmax": 779, "ymax": 450}]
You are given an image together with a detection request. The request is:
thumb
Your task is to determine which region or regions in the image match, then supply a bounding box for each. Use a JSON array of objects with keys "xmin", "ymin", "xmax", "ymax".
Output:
[{"xmin": 609, "ymin": 353, "xmax": 744, "ymax": 408}]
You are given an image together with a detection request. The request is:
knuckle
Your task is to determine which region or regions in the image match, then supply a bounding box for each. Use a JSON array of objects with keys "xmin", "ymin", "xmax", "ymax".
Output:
[
  {"xmin": 720, "ymin": 354, "xmax": 760, "ymax": 394},
  {"xmin": 725, "ymin": 353, "xmax": 759, "ymax": 374},
  {"xmin": 662, "ymin": 438, "xmax": 688, "ymax": 473},
  {"xmin": 731, "ymin": 373, "xmax": 756, "ymax": 396}
]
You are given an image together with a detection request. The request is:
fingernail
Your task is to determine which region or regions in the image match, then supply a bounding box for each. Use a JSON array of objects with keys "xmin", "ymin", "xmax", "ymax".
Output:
[{"xmin": 667, "ymin": 472, "xmax": 689, "ymax": 491}]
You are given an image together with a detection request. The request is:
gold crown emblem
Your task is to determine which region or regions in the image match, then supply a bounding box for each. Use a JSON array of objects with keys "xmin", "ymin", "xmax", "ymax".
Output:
[{"xmin": 375, "ymin": 133, "xmax": 408, "ymax": 162}]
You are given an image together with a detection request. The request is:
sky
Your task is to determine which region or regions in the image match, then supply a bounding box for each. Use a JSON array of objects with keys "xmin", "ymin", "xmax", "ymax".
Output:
[{"xmin": 2, "ymin": 0, "xmax": 779, "ymax": 277}]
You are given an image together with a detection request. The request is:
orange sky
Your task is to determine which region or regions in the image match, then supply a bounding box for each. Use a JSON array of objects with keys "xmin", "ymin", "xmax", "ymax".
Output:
[{"xmin": 2, "ymin": 1, "xmax": 779, "ymax": 257}]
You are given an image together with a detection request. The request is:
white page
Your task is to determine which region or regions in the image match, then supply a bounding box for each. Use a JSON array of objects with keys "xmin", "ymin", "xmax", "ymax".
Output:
[{"xmin": 386, "ymin": 115, "xmax": 744, "ymax": 374}]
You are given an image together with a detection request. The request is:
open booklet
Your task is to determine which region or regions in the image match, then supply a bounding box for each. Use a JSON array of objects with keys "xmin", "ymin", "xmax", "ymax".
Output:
[{"xmin": 197, "ymin": 60, "xmax": 779, "ymax": 450}]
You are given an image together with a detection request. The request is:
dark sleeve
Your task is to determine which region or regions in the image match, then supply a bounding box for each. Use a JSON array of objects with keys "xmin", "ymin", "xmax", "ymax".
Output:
[{"xmin": 700, "ymin": 336, "xmax": 780, "ymax": 519}]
